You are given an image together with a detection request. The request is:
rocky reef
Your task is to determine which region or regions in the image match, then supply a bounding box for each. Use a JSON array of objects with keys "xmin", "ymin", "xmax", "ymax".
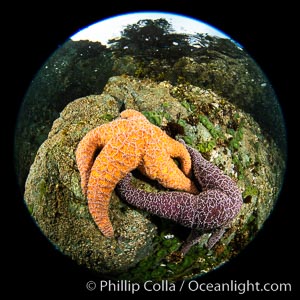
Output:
[{"xmin": 24, "ymin": 75, "xmax": 285, "ymax": 281}]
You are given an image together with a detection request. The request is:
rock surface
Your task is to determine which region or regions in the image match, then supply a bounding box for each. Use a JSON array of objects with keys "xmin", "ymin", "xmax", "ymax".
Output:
[{"xmin": 24, "ymin": 75, "xmax": 285, "ymax": 281}]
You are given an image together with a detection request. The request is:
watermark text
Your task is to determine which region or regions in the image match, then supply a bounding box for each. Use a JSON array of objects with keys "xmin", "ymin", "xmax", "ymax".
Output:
[{"xmin": 85, "ymin": 279, "xmax": 292, "ymax": 294}]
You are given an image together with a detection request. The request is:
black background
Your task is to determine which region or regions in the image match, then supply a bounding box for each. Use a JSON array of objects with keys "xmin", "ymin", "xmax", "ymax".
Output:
[{"xmin": 6, "ymin": 1, "xmax": 296, "ymax": 297}]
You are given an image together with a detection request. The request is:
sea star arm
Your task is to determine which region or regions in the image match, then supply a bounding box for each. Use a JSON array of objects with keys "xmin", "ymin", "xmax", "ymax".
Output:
[
  {"xmin": 180, "ymin": 229, "xmax": 206, "ymax": 255},
  {"xmin": 76, "ymin": 124, "xmax": 114, "ymax": 195},
  {"xmin": 87, "ymin": 132, "xmax": 146, "ymax": 237},
  {"xmin": 164, "ymin": 135, "xmax": 194, "ymax": 178},
  {"xmin": 180, "ymin": 139, "xmax": 243, "ymax": 205},
  {"xmin": 207, "ymin": 227, "xmax": 227, "ymax": 249},
  {"xmin": 117, "ymin": 173, "xmax": 239, "ymax": 253},
  {"xmin": 117, "ymin": 174, "xmax": 236, "ymax": 230},
  {"xmin": 117, "ymin": 173, "xmax": 194, "ymax": 224},
  {"xmin": 140, "ymin": 150, "xmax": 199, "ymax": 194},
  {"xmin": 120, "ymin": 109, "xmax": 148, "ymax": 121},
  {"xmin": 180, "ymin": 226, "xmax": 226, "ymax": 255}
]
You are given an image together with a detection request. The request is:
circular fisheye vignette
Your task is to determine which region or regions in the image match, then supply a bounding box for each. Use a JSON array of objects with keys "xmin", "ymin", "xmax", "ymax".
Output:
[{"xmin": 18, "ymin": 11, "xmax": 286, "ymax": 283}]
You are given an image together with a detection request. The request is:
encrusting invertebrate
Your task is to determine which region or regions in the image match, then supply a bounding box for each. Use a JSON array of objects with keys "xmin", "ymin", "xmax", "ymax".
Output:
[
  {"xmin": 76, "ymin": 109, "xmax": 198, "ymax": 237},
  {"xmin": 117, "ymin": 140, "xmax": 243, "ymax": 253}
]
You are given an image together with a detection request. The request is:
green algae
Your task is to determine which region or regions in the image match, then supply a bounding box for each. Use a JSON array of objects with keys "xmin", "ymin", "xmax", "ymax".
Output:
[
  {"xmin": 199, "ymin": 115, "xmax": 224, "ymax": 140},
  {"xmin": 228, "ymin": 120, "xmax": 245, "ymax": 152},
  {"xmin": 197, "ymin": 140, "xmax": 216, "ymax": 153},
  {"xmin": 180, "ymin": 99, "xmax": 196, "ymax": 112},
  {"xmin": 142, "ymin": 110, "xmax": 172, "ymax": 126},
  {"xmin": 243, "ymin": 185, "xmax": 259, "ymax": 199},
  {"xmin": 101, "ymin": 113, "xmax": 115, "ymax": 122},
  {"xmin": 142, "ymin": 111, "xmax": 163, "ymax": 126},
  {"xmin": 182, "ymin": 135, "xmax": 193, "ymax": 145}
]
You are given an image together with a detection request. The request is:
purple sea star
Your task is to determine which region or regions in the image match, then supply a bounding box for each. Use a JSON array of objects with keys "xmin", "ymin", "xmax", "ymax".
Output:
[{"xmin": 117, "ymin": 140, "xmax": 243, "ymax": 254}]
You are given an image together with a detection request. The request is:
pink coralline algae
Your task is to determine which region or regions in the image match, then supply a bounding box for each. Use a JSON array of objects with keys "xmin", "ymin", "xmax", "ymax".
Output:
[{"xmin": 117, "ymin": 140, "xmax": 243, "ymax": 253}]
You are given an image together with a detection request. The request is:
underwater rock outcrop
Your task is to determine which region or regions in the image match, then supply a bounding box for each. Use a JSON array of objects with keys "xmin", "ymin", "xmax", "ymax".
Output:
[{"xmin": 24, "ymin": 75, "xmax": 285, "ymax": 281}]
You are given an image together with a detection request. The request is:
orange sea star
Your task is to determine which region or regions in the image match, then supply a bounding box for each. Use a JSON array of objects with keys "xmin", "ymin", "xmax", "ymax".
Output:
[{"xmin": 76, "ymin": 109, "xmax": 198, "ymax": 237}]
